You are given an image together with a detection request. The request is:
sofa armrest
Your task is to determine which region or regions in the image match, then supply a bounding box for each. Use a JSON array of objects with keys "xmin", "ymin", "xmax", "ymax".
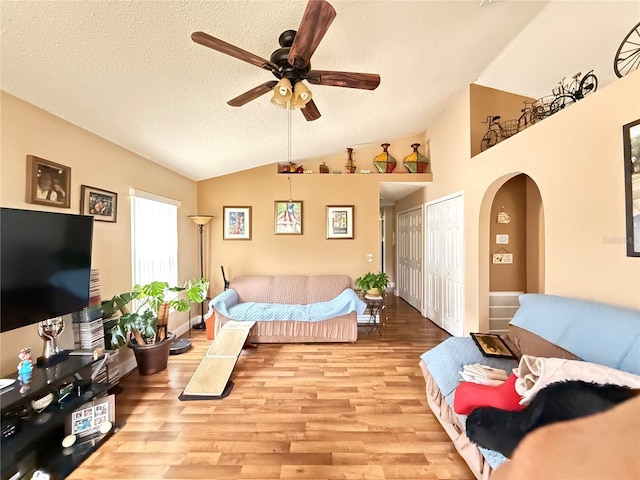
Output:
[
  {"xmin": 210, "ymin": 289, "xmax": 239, "ymax": 316},
  {"xmin": 420, "ymin": 337, "xmax": 517, "ymax": 400}
]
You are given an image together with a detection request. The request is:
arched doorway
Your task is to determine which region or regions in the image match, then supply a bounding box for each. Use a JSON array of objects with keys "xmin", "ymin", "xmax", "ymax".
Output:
[{"xmin": 481, "ymin": 174, "xmax": 545, "ymax": 333}]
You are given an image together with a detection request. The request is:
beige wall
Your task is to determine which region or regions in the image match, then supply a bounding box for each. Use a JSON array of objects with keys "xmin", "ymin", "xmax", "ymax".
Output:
[
  {"xmin": 429, "ymin": 71, "xmax": 640, "ymax": 333},
  {"xmin": 196, "ymin": 133, "xmax": 431, "ymax": 294},
  {"xmin": 0, "ymin": 92, "xmax": 198, "ymax": 376}
]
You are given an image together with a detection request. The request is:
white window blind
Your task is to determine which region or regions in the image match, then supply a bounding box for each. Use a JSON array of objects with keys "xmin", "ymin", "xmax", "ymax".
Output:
[{"xmin": 131, "ymin": 191, "xmax": 179, "ymax": 287}]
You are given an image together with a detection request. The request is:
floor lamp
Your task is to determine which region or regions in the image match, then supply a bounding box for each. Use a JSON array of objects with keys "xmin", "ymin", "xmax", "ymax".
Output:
[{"xmin": 189, "ymin": 215, "xmax": 213, "ymax": 330}]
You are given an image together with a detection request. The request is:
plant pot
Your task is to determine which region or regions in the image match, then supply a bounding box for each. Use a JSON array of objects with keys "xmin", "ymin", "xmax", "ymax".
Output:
[
  {"xmin": 128, "ymin": 331, "xmax": 175, "ymax": 375},
  {"xmin": 366, "ymin": 288, "xmax": 382, "ymax": 296}
]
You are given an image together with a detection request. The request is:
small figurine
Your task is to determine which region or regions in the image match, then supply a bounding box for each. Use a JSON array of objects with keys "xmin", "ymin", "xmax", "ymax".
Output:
[{"xmin": 17, "ymin": 347, "xmax": 33, "ymax": 376}]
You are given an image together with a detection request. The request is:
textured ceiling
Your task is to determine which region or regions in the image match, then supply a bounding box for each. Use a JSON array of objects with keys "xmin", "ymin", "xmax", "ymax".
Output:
[{"xmin": 1, "ymin": 1, "xmax": 638, "ymax": 183}]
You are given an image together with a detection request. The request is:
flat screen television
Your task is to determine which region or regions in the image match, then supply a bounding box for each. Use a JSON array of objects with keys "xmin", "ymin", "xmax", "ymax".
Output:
[{"xmin": 0, "ymin": 207, "xmax": 94, "ymax": 333}]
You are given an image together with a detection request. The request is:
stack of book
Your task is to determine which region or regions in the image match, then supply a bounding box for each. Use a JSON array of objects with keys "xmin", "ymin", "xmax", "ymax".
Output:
[
  {"xmin": 104, "ymin": 349, "xmax": 121, "ymax": 387},
  {"xmin": 72, "ymin": 268, "xmax": 121, "ymax": 388},
  {"xmin": 71, "ymin": 312, "xmax": 106, "ymax": 352},
  {"xmin": 89, "ymin": 269, "xmax": 101, "ymax": 308}
]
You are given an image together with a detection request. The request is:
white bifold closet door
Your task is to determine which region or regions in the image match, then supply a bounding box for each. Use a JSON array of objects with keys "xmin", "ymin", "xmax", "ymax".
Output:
[
  {"xmin": 397, "ymin": 206, "xmax": 423, "ymax": 310},
  {"xmin": 426, "ymin": 194, "xmax": 464, "ymax": 337}
]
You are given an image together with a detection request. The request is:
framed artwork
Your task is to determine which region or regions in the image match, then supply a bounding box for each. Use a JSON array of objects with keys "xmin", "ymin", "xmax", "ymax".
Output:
[
  {"xmin": 326, "ymin": 205, "xmax": 354, "ymax": 239},
  {"xmin": 274, "ymin": 200, "xmax": 303, "ymax": 235},
  {"xmin": 26, "ymin": 155, "xmax": 71, "ymax": 208},
  {"xmin": 223, "ymin": 206, "xmax": 252, "ymax": 240},
  {"xmin": 80, "ymin": 185, "xmax": 118, "ymax": 223},
  {"xmin": 623, "ymin": 118, "xmax": 640, "ymax": 257},
  {"xmin": 470, "ymin": 332, "xmax": 515, "ymax": 359}
]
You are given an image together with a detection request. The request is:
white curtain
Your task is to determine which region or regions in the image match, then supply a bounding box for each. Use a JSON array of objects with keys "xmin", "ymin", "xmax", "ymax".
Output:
[{"xmin": 131, "ymin": 195, "xmax": 178, "ymax": 287}]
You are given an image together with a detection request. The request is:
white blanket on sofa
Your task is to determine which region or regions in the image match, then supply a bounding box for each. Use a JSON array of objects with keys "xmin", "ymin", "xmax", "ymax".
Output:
[{"xmin": 514, "ymin": 355, "xmax": 640, "ymax": 405}]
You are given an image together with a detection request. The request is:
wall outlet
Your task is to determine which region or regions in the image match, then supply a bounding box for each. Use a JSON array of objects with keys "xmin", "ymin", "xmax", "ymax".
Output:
[{"xmin": 366, "ymin": 253, "xmax": 373, "ymax": 262}]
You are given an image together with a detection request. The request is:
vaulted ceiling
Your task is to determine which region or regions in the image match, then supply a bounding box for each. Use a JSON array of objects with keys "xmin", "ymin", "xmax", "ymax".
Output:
[{"xmin": 1, "ymin": 1, "xmax": 637, "ymax": 181}]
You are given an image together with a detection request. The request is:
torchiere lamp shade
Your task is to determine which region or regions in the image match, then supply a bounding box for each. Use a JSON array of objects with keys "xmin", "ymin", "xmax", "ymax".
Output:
[{"xmin": 189, "ymin": 215, "xmax": 213, "ymax": 226}]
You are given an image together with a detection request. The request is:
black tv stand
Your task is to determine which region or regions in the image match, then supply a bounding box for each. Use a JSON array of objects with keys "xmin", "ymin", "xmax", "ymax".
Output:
[
  {"xmin": 1, "ymin": 353, "xmax": 120, "ymax": 480},
  {"xmin": 36, "ymin": 350, "xmax": 70, "ymax": 368}
]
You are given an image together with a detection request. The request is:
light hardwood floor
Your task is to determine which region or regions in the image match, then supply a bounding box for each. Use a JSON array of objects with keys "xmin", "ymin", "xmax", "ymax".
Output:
[{"xmin": 70, "ymin": 295, "xmax": 474, "ymax": 480}]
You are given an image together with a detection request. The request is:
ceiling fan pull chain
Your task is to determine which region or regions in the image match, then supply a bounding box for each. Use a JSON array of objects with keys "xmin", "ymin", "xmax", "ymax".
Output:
[{"xmin": 288, "ymin": 101, "xmax": 293, "ymax": 201}]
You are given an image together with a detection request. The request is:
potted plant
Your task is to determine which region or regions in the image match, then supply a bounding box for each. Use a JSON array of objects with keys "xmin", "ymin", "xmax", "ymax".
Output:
[
  {"xmin": 100, "ymin": 278, "xmax": 208, "ymax": 375},
  {"xmin": 355, "ymin": 271, "xmax": 389, "ymax": 297}
]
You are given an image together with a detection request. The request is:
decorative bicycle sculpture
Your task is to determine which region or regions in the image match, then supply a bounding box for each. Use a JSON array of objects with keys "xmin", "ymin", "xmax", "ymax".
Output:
[
  {"xmin": 614, "ymin": 21, "xmax": 640, "ymax": 78},
  {"xmin": 480, "ymin": 70, "xmax": 598, "ymax": 151},
  {"xmin": 480, "ymin": 115, "xmax": 518, "ymax": 151},
  {"xmin": 549, "ymin": 70, "xmax": 598, "ymax": 114},
  {"xmin": 516, "ymin": 97, "xmax": 554, "ymax": 132}
]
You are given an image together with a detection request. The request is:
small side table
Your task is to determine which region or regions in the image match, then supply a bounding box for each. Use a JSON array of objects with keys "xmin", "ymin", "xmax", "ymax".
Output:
[{"xmin": 363, "ymin": 294, "xmax": 385, "ymax": 335}]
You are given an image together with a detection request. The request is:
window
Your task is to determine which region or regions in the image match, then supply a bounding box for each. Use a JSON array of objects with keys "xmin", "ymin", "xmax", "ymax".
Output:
[{"xmin": 130, "ymin": 189, "xmax": 180, "ymax": 287}]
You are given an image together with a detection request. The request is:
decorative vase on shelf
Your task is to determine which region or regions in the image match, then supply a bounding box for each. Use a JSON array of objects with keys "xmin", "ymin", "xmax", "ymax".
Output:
[
  {"xmin": 403, "ymin": 143, "xmax": 429, "ymax": 173},
  {"xmin": 345, "ymin": 147, "xmax": 356, "ymax": 174},
  {"xmin": 374, "ymin": 143, "xmax": 397, "ymax": 173},
  {"xmin": 319, "ymin": 162, "xmax": 330, "ymax": 174}
]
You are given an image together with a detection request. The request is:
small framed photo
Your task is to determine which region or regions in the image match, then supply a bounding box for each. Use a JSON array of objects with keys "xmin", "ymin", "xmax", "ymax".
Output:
[
  {"xmin": 26, "ymin": 155, "xmax": 71, "ymax": 208},
  {"xmin": 326, "ymin": 205, "xmax": 354, "ymax": 239},
  {"xmin": 223, "ymin": 206, "xmax": 252, "ymax": 240},
  {"xmin": 470, "ymin": 332, "xmax": 515, "ymax": 359},
  {"xmin": 80, "ymin": 185, "xmax": 118, "ymax": 222},
  {"xmin": 274, "ymin": 201, "xmax": 303, "ymax": 235},
  {"xmin": 67, "ymin": 394, "xmax": 115, "ymax": 438}
]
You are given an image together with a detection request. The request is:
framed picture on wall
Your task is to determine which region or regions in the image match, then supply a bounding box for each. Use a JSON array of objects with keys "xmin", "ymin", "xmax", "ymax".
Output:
[
  {"xmin": 80, "ymin": 185, "xmax": 118, "ymax": 222},
  {"xmin": 26, "ymin": 155, "xmax": 71, "ymax": 208},
  {"xmin": 326, "ymin": 205, "xmax": 354, "ymax": 239},
  {"xmin": 623, "ymin": 118, "xmax": 640, "ymax": 257},
  {"xmin": 223, "ymin": 206, "xmax": 252, "ymax": 240},
  {"xmin": 274, "ymin": 201, "xmax": 303, "ymax": 235}
]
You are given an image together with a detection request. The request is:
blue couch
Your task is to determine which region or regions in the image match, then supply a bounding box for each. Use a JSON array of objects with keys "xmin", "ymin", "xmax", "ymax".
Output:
[{"xmin": 419, "ymin": 294, "xmax": 640, "ymax": 479}]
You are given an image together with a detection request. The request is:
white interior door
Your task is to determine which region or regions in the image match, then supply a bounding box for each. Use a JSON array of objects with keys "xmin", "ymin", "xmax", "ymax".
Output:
[
  {"xmin": 426, "ymin": 194, "xmax": 464, "ymax": 336},
  {"xmin": 426, "ymin": 203, "xmax": 442, "ymax": 327},
  {"xmin": 397, "ymin": 213, "xmax": 409, "ymax": 301},
  {"xmin": 397, "ymin": 207, "xmax": 422, "ymax": 310}
]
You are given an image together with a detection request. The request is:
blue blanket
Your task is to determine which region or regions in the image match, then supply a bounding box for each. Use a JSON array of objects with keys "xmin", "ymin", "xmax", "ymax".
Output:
[{"xmin": 212, "ymin": 288, "xmax": 367, "ymax": 322}]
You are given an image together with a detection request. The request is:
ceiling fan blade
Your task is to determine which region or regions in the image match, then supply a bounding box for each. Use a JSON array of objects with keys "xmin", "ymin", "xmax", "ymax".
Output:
[
  {"xmin": 301, "ymin": 99, "xmax": 321, "ymax": 121},
  {"xmin": 288, "ymin": 0, "xmax": 336, "ymax": 69},
  {"xmin": 228, "ymin": 81, "xmax": 278, "ymax": 107},
  {"xmin": 307, "ymin": 70, "xmax": 381, "ymax": 90},
  {"xmin": 192, "ymin": 31, "xmax": 278, "ymax": 73}
]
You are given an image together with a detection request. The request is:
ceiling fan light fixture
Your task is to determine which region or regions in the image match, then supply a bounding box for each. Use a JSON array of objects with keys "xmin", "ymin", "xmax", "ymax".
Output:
[
  {"xmin": 271, "ymin": 78, "xmax": 293, "ymax": 108},
  {"xmin": 290, "ymin": 81, "xmax": 313, "ymax": 109}
]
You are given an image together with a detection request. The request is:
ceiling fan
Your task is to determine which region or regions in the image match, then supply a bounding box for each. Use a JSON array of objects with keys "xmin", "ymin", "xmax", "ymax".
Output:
[{"xmin": 191, "ymin": 0, "xmax": 381, "ymax": 121}]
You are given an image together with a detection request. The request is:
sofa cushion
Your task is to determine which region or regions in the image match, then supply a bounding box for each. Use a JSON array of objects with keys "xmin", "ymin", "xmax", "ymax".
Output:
[
  {"xmin": 505, "ymin": 325, "xmax": 581, "ymax": 361},
  {"xmin": 230, "ymin": 275, "xmax": 352, "ymax": 304},
  {"xmin": 510, "ymin": 294, "xmax": 640, "ymax": 375}
]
